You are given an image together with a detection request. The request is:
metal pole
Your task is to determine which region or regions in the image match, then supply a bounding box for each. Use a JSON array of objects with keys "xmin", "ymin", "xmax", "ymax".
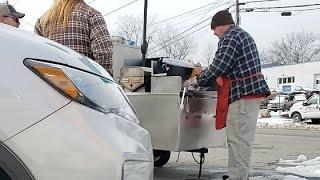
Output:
[
  {"xmin": 141, "ymin": 0, "xmax": 148, "ymax": 66},
  {"xmin": 236, "ymin": 0, "xmax": 240, "ymax": 26}
]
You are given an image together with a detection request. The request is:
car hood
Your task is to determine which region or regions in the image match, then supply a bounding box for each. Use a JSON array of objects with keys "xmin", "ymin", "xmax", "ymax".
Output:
[
  {"xmin": 292, "ymin": 101, "xmax": 304, "ymax": 107},
  {"xmin": 0, "ymin": 24, "xmax": 112, "ymax": 80},
  {"xmin": 269, "ymin": 99, "xmax": 286, "ymax": 103}
]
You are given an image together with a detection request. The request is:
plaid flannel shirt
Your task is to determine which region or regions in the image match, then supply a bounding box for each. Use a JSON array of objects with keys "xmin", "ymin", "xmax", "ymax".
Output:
[
  {"xmin": 197, "ymin": 25, "xmax": 270, "ymax": 104},
  {"xmin": 35, "ymin": 2, "xmax": 113, "ymax": 73}
]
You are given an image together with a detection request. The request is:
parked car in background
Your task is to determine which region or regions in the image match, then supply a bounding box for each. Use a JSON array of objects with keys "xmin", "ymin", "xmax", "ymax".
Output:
[
  {"xmin": 306, "ymin": 90, "xmax": 320, "ymax": 99},
  {"xmin": 294, "ymin": 86, "xmax": 320, "ymax": 99},
  {"xmin": 289, "ymin": 94, "xmax": 320, "ymax": 124},
  {"xmin": 0, "ymin": 24, "xmax": 153, "ymax": 180},
  {"xmin": 267, "ymin": 95, "xmax": 288, "ymax": 112},
  {"xmin": 261, "ymin": 90, "xmax": 283, "ymax": 109},
  {"xmin": 283, "ymin": 93, "xmax": 307, "ymax": 111}
]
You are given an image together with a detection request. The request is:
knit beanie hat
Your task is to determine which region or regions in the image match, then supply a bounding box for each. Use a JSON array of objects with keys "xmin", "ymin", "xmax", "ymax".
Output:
[{"xmin": 211, "ymin": 10, "xmax": 234, "ymax": 30}]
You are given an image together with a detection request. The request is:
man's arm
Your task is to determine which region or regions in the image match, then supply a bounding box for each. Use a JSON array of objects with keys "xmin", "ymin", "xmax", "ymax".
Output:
[
  {"xmin": 89, "ymin": 12, "xmax": 113, "ymax": 74},
  {"xmin": 197, "ymin": 35, "xmax": 238, "ymax": 86}
]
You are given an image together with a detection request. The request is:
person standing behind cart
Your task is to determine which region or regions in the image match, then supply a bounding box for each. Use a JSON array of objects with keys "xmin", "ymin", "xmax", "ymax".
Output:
[
  {"xmin": 0, "ymin": 2, "xmax": 25, "ymax": 28},
  {"xmin": 34, "ymin": 0, "xmax": 113, "ymax": 75},
  {"xmin": 184, "ymin": 10, "xmax": 270, "ymax": 180}
]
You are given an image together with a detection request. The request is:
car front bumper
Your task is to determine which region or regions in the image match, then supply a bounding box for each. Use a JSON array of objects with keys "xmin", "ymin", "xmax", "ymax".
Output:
[{"xmin": 4, "ymin": 102, "xmax": 153, "ymax": 180}]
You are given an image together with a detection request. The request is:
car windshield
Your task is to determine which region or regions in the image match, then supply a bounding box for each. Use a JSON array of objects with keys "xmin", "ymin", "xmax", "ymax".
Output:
[
  {"xmin": 63, "ymin": 66, "xmax": 138, "ymax": 122},
  {"xmin": 306, "ymin": 96, "xmax": 319, "ymax": 105},
  {"xmin": 294, "ymin": 94, "xmax": 306, "ymax": 101}
]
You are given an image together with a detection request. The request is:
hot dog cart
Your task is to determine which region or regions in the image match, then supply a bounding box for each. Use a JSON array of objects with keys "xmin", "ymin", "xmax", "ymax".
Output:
[{"xmin": 112, "ymin": 39, "xmax": 226, "ymax": 172}]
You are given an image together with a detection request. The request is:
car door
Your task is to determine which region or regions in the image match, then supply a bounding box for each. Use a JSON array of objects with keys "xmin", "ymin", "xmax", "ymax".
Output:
[{"xmin": 303, "ymin": 95, "xmax": 320, "ymax": 119}]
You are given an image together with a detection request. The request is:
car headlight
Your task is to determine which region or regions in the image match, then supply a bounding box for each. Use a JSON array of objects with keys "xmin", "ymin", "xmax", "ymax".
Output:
[
  {"xmin": 122, "ymin": 160, "xmax": 153, "ymax": 180},
  {"xmin": 24, "ymin": 59, "xmax": 139, "ymax": 124},
  {"xmin": 24, "ymin": 59, "xmax": 102, "ymax": 109}
]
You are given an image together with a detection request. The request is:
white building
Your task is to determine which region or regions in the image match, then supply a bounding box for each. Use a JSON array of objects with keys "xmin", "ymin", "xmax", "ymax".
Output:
[{"xmin": 262, "ymin": 61, "xmax": 320, "ymax": 93}]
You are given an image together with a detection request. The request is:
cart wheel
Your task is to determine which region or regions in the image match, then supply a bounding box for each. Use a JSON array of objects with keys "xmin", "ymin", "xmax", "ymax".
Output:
[{"xmin": 153, "ymin": 150, "xmax": 170, "ymax": 167}]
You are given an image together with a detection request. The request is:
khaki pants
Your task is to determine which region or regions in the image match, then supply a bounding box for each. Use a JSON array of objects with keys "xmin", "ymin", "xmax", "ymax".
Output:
[{"xmin": 226, "ymin": 98, "xmax": 261, "ymax": 180}]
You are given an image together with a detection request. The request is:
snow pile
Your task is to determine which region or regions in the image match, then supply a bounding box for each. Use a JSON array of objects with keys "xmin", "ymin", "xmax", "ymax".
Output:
[
  {"xmin": 250, "ymin": 175, "xmax": 307, "ymax": 180},
  {"xmin": 278, "ymin": 155, "xmax": 308, "ymax": 165},
  {"xmin": 257, "ymin": 111, "xmax": 320, "ymax": 130},
  {"xmin": 257, "ymin": 116, "xmax": 293, "ymax": 128},
  {"xmin": 281, "ymin": 175, "xmax": 308, "ymax": 180},
  {"xmin": 276, "ymin": 155, "xmax": 320, "ymax": 177}
]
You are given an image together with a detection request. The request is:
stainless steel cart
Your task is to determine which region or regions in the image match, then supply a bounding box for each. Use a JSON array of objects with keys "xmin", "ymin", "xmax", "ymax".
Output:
[{"xmin": 112, "ymin": 42, "xmax": 226, "ymax": 173}]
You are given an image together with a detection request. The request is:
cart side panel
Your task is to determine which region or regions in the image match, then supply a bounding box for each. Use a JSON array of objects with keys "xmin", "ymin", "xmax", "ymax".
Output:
[
  {"xmin": 128, "ymin": 93, "xmax": 181, "ymax": 151},
  {"xmin": 179, "ymin": 95, "xmax": 226, "ymax": 150}
]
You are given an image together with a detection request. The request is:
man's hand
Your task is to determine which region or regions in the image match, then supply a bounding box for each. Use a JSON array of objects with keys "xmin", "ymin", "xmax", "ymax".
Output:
[
  {"xmin": 184, "ymin": 76, "xmax": 198, "ymax": 88},
  {"xmin": 194, "ymin": 66, "xmax": 202, "ymax": 76}
]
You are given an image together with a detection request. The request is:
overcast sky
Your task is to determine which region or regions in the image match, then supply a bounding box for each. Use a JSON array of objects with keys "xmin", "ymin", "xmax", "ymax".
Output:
[{"xmin": 9, "ymin": 0, "xmax": 320, "ymax": 62}]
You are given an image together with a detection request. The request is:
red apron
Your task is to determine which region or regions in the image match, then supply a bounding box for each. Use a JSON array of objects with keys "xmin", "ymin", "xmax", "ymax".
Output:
[{"xmin": 215, "ymin": 73, "xmax": 264, "ymax": 130}]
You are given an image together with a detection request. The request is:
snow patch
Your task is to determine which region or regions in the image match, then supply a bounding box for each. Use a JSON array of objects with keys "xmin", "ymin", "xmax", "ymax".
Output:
[
  {"xmin": 257, "ymin": 111, "xmax": 320, "ymax": 130},
  {"xmin": 250, "ymin": 175, "xmax": 307, "ymax": 180},
  {"xmin": 276, "ymin": 155, "xmax": 320, "ymax": 177}
]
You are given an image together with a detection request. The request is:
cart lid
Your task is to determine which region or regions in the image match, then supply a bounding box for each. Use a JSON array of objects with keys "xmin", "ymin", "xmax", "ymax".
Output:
[{"xmin": 162, "ymin": 58, "xmax": 194, "ymax": 69}]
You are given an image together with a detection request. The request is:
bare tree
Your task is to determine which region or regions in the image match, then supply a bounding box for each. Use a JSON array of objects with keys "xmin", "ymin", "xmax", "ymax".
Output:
[
  {"xmin": 202, "ymin": 42, "xmax": 216, "ymax": 66},
  {"xmin": 115, "ymin": 15, "xmax": 196, "ymax": 60},
  {"xmin": 115, "ymin": 14, "xmax": 158, "ymax": 46},
  {"xmin": 152, "ymin": 24, "xmax": 195, "ymax": 60},
  {"xmin": 259, "ymin": 49, "xmax": 274, "ymax": 65},
  {"xmin": 268, "ymin": 31, "xmax": 320, "ymax": 65}
]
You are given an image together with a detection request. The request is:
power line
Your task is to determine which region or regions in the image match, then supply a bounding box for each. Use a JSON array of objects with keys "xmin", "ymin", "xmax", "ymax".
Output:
[
  {"xmin": 228, "ymin": 0, "xmax": 281, "ymax": 9},
  {"xmin": 173, "ymin": 5, "xmax": 218, "ymax": 26},
  {"xmin": 116, "ymin": 4, "xmax": 216, "ymax": 37},
  {"xmin": 103, "ymin": 0, "xmax": 139, "ymax": 17},
  {"xmin": 148, "ymin": 1, "xmax": 231, "ymax": 53},
  {"xmin": 88, "ymin": 0, "xmax": 96, "ymax": 5},
  {"xmin": 242, "ymin": 0, "xmax": 281, "ymax": 4},
  {"xmin": 148, "ymin": 22, "xmax": 210, "ymax": 56},
  {"xmin": 121, "ymin": 0, "xmax": 229, "ymax": 37},
  {"xmin": 149, "ymin": 16, "xmax": 212, "ymax": 52},
  {"xmin": 194, "ymin": 0, "xmax": 231, "ymax": 26},
  {"xmin": 246, "ymin": 7, "xmax": 320, "ymax": 13},
  {"xmin": 13, "ymin": 0, "xmax": 22, "ymax": 5},
  {"xmin": 163, "ymin": 0, "xmax": 231, "ymax": 28},
  {"xmin": 148, "ymin": 9, "xmax": 236, "ymax": 56},
  {"xmin": 149, "ymin": 0, "xmax": 227, "ymax": 26},
  {"xmin": 248, "ymin": 3, "xmax": 320, "ymax": 10}
]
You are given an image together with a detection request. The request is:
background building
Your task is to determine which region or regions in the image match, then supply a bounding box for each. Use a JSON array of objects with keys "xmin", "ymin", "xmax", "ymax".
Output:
[{"xmin": 262, "ymin": 61, "xmax": 320, "ymax": 93}]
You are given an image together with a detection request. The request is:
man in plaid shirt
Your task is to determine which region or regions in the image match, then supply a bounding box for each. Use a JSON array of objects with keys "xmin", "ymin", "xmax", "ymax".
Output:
[
  {"xmin": 185, "ymin": 10, "xmax": 270, "ymax": 180},
  {"xmin": 35, "ymin": 0, "xmax": 113, "ymax": 75}
]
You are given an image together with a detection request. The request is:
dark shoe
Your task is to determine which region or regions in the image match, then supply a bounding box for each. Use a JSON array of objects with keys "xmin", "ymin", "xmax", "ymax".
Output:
[{"xmin": 222, "ymin": 175, "xmax": 230, "ymax": 180}]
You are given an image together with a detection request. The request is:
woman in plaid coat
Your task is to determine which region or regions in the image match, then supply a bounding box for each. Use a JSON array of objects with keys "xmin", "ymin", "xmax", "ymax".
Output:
[{"xmin": 35, "ymin": 0, "xmax": 113, "ymax": 75}]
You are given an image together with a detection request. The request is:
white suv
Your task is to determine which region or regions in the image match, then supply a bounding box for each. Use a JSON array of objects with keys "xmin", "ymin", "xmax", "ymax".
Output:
[
  {"xmin": 0, "ymin": 24, "xmax": 153, "ymax": 180},
  {"xmin": 289, "ymin": 94, "xmax": 320, "ymax": 124}
]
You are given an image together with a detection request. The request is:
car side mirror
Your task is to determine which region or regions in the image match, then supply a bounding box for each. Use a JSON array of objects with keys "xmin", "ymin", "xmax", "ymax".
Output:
[{"xmin": 303, "ymin": 102, "xmax": 308, "ymax": 106}]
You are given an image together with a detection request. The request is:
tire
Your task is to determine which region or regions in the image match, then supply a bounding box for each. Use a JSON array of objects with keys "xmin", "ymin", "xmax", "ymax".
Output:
[
  {"xmin": 292, "ymin": 113, "xmax": 302, "ymax": 122},
  {"xmin": 311, "ymin": 119, "xmax": 320, "ymax": 124},
  {"xmin": 153, "ymin": 150, "xmax": 170, "ymax": 167},
  {"xmin": 0, "ymin": 168, "xmax": 11, "ymax": 180}
]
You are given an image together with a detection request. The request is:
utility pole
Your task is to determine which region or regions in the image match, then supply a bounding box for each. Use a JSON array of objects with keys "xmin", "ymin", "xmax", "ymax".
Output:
[
  {"xmin": 142, "ymin": 0, "xmax": 151, "ymax": 92},
  {"xmin": 141, "ymin": 0, "xmax": 148, "ymax": 66},
  {"xmin": 236, "ymin": 0, "xmax": 240, "ymax": 26}
]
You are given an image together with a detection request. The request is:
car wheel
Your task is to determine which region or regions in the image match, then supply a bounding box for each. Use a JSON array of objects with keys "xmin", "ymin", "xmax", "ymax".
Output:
[
  {"xmin": 153, "ymin": 150, "xmax": 170, "ymax": 167},
  {"xmin": 292, "ymin": 113, "xmax": 302, "ymax": 122},
  {"xmin": 0, "ymin": 168, "xmax": 11, "ymax": 180},
  {"xmin": 311, "ymin": 119, "xmax": 320, "ymax": 124}
]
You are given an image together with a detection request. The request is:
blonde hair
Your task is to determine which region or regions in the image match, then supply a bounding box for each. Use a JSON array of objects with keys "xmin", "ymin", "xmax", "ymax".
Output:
[{"xmin": 42, "ymin": 0, "xmax": 83, "ymax": 31}]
